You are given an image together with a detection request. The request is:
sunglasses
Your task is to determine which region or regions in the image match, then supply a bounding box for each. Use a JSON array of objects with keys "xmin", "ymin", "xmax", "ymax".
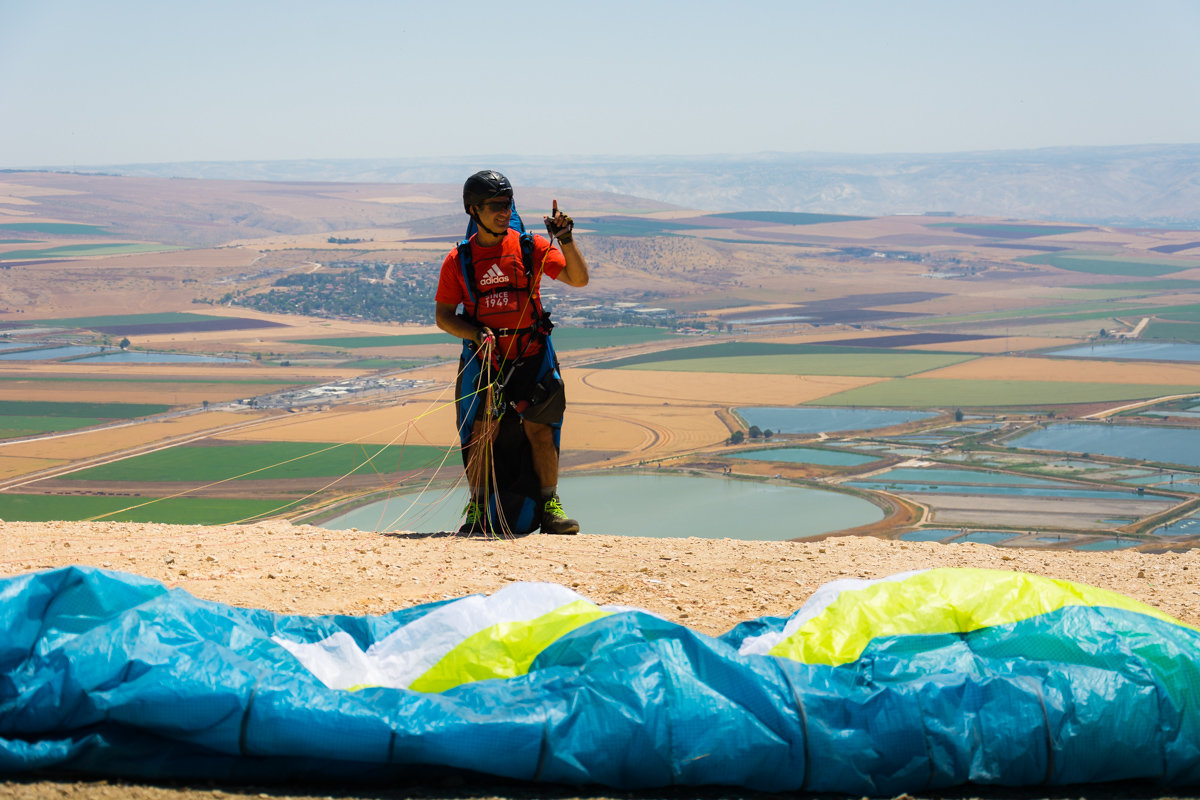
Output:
[{"xmin": 480, "ymin": 198, "xmax": 513, "ymax": 213}]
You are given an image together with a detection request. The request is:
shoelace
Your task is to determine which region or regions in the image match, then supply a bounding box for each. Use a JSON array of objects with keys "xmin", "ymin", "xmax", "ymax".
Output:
[{"xmin": 543, "ymin": 496, "xmax": 567, "ymax": 518}]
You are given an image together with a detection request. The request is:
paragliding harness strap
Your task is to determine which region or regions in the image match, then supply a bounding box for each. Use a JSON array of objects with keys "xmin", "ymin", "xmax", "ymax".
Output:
[
  {"xmin": 453, "ymin": 207, "xmax": 560, "ymax": 535},
  {"xmin": 456, "ymin": 205, "xmax": 555, "ymax": 391},
  {"xmin": 456, "ymin": 232, "xmax": 551, "ymax": 344}
]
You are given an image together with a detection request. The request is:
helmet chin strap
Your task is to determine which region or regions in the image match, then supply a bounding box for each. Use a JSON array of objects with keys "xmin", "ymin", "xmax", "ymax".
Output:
[{"xmin": 471, "ymin": 209, "xmax": 507, "ymax": 239}]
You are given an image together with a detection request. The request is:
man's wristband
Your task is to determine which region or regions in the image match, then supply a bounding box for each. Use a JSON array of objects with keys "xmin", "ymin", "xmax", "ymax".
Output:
[{"xmin": 557, "ymin": 230, "xmax": 573, "ymax": 245}]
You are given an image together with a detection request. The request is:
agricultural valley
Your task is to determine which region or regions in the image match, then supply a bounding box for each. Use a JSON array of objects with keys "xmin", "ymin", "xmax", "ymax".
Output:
[{"xmin": 4, "ymin": 170, "xmax": 1200, "ymax": 550}]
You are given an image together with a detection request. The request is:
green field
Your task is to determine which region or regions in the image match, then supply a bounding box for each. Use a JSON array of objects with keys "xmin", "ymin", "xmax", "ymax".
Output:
[
  {"xmin": 1019, "ymin": 253, "xmax": 1199, "ymax": 277},
  {"xmin": 0, "ymin": 222, "xmax": 113, "ymax": 236},
  {"xmin": 1153, "ymin": 306, "xmax": 1200, "ymax": 323},
  {"xmin": 0, "ymin": 400, "xmax": 171, "ymax": 440},
  {"xmin": 291, "ymin": 333, "xmax": 448, "ymax": 348},
  {"xmin": 618, "ymin": 352, "xmax": 975, "ymax": 377},
  {"xmin": 596, "ymin": 341, "xmax": 973, "ymax": 368},
  {"xmin": 930, "ymin": 223, "xmax": 1090, "ymax": 238},
  {"xmin": 551, "ymin": 327, "xmax": 679, "ymax": 350},
  {"xmin": 1070, "ymin": 279, "xmax": 1200, "ymax": 292},
  {"xmin": 39, "ymin": 312, "xmax": 229, "ymax": 329},
  {"xmin": 0, "ymin": 416, "xmax": 109, "ymax": 439},
  {"xmin": 0, "ymin": 375, "xmax": 310, "ymax": 388},
  {"xmin": 340, "ymin": 359, "xmax": 430, "ymax": 369},
  {"xmin": 0, "ymin": 400, "xmax": 169, "ymax": 417},
  {"xmin": 0, "ymin": 243, "xmax": 183, "ymax": 260},
  {"xmin": 0, "ymin": 493, "xmax": 286, "ymax": 524},
  {"xmin": 814, "ymin": 379, "xmax": 1198, "ymax": 408},
  {"xmin": 918, "ymin": 301, "xmax": 1200, "ymax": 328},
  {"xmin": 63, "ymin": 441, "xmax": 451, "ymax": 483},
  {"xmin": 1144, "ymin": 321, "xmax": 1200, "ymax": 342}
]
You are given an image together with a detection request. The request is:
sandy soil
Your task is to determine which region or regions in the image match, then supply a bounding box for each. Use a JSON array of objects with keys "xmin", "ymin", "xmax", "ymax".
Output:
[{"xmin": 2, "ymin": 519, "xmax": 1200, "ymax": 800}]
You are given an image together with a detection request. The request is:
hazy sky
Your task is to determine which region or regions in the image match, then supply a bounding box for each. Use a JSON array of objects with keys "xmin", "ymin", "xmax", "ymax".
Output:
[{"xmin": 2, "ymin": 0, "xmax": 1198, "ymax": 168}]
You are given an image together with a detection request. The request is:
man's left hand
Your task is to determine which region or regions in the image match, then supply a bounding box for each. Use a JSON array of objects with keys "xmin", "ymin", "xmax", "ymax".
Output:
[{"xmin": 544, "ymin": 199, "xmax": 574, "ymax": 244}]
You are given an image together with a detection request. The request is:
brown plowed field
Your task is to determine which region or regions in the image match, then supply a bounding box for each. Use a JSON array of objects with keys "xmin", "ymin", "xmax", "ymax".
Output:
[{"xmin": 922, "ymin": 355, "xmax": 1200, "ymax": 384}]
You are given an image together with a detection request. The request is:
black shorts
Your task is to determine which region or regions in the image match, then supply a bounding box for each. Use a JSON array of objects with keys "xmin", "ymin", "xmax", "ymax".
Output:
[{"xmin": 460, "ymin": 349, "xmax": 565, "ymax": 427}]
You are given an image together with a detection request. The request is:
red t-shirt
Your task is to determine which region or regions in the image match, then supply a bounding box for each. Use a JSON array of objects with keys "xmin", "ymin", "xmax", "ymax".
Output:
[{"xmin": 436, "ymin": 230, "xmax": 565, "ymax": 356}]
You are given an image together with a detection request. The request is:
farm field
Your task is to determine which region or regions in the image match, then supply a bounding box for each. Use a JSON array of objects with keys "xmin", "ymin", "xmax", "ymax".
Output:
[
  {"xmin": 0, "ymin": 376, "xmax": 295, "ymax": 405},
  {"xmin": 59, "ymin": 440, "xmax": 449, "ymax": 483},
  {"xmin": 611, "ymin": 350, "xmax": 975, "ymax": 376},
  {"xmin": 920, "ymin": 355, "xmax": 1200, "ymax": 385},
  {"xmin": 287, "ymin": 325, "xmax": 679, "ymax": 352},
  {"xmin": 4, "ymin": 171, "xmax": 1200, "ymax": 547},
  {"xmin": 0, "ymin": 410, "xmax": 269, "ymax": 478},
  {"xmin": 0, "ymin": 243, "xmax": 184, "ymax": 259},
  {"xmin": 1019, "ymin": 252, "xmax": 1200, "ymax": 277},
  {"xmin": 0, "ymin": 493, "xmax": 283, "ymax": 525},
  {"xmin": 815, "ymin": 378, "xmax": 1200, "ymax": 408},
  {"xmin": 0, "ymin": 399, "xmax": 169, "ymax": 439}
]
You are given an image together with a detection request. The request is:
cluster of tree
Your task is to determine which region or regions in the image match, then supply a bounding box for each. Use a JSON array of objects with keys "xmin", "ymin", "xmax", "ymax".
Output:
[
  {"xmin": 727, "ymin": 426, "xmax": 774, "ymax": 445},
  {"xmin": 228, "ymin": 261, "xmax": 438, "ymax": 324},
  {"xmin": 837, "ymin": 247, "xmax": 924, "ymax": 261},
  {"xmin": 327, "ymin": 236, "xmax": 369, "ymax": 244},
  {"xmin": 571, "ymin": 306, "xmax": 677, "ymax": 328}
]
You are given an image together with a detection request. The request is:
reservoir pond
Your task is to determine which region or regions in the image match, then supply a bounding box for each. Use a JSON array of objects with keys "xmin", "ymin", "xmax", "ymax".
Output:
[
  {"xmin": 725, "ymin": 447, "xmax": 878, "ymax": 467},
  {"xmin": 0, "ymin": 345, "xmax": 103, "ymax": 360},
  {"xmin": 737, "ymin": 407, "xmax": 937, "ymax": 434},
  {"xmin": 77, "ymin": 350, "xmax": 245, "ymax": 364},
  {"xmin": 321, "ymin": 473, "xmax": 885, "ymax": 541},
  {"xmin": 1051, "ymin": 341, "xmax": 1200, "ymax": 362},
  {"xmin": 1008, "ymin": 423, "xmax": 1200, "ymax": 469},
  {"xmin": 0, "ymin": 345, "xmax": 242, "ymax": 363}
]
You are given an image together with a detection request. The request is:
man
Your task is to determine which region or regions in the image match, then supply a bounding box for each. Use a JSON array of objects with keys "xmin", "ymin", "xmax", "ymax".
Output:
[{"xmin": 434, "ymin": 170, "xmax": 589, "ymax": 535}]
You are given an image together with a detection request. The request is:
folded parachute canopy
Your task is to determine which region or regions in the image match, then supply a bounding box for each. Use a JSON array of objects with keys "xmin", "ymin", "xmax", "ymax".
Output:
[{"xmin": 2, "ymin": 565, "xmax": 1199, "ymax": 795}]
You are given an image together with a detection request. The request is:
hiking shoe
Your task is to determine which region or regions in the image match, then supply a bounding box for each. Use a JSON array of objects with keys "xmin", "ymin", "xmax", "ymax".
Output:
[
  {"xmin": 540, "ymin": 494, "xmax": 580, "ymax": 535},
  {"xmin": 458, "ymin": 499, "xmax": 488, "ymax": 535}
]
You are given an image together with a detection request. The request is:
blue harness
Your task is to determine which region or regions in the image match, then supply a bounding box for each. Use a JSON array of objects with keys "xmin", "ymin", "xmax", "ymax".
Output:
[{"xmin": 453, "ymin": 204, "xmax": 562, "ymax": 534}]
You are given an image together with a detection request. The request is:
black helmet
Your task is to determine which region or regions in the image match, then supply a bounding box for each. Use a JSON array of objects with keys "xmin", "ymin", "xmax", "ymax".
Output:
[{"xmin": 463, "ymin": 170, "xmax": 513, "ymax": 213}]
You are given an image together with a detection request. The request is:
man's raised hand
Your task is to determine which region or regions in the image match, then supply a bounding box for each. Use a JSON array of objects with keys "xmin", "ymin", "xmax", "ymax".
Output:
[{"xmin": 544, "ymin": 199, "xmax": 574, "ymax": 244}]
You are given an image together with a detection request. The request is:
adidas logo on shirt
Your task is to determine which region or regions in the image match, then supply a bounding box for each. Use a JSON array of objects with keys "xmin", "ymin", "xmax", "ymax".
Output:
[{"xmin": 479, "ymin": 263, "xmax": 508, "ymax": 287}]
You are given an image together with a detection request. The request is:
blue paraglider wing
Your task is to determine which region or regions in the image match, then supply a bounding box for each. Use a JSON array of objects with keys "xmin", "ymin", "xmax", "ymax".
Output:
[{"xmin": 2, "ymin": 566, "xmax": 1199, "ymax": 794}]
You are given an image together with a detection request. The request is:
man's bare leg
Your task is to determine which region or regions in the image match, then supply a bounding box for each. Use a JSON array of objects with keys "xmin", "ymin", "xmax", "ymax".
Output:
[{"xmin": 524, "ymin": 420, "xmax": 578, "ymax": 534}]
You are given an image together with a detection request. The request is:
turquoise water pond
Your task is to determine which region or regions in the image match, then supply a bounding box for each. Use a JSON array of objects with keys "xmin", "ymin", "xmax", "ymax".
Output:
[
  {"xmin": 321, "ymin": 473, "xmax": 884, "ymax": 541},
  {"xmin": 900, "ymin": 528, "xmax": 1139, "ymax": 550},
  {"xmin": 855, "ymin": 468, "xmax": 1080, "ymax": 487},
  {"xmin": 850, "ymin": 465, "xmax": 1175, "ymax": 502},
  {"xmin": 1074, "ymin": 539, "xmax": 1140, "ymax": 551},
  {"xmin": 737, "ymin": 407, "xmax": 936, "ymax": 434},
  {"xmin": 959, "ymin": 531, "xmax": 1018, "ymax": 544},
  {"xmin": 898, "ymin": 529, "xmax": 961, "ymax": 542},
  {"xmin": 1051, "ymin": 341, "xmax": 1200, "ymax": 362},
  {"xmin": 853, "ymin": 482, "xmax": 1166, "ymax": 500},
  {"xmin": 1152, "ymin": 515, "xmax": 1200, "ymax": 537},
  {"xmin": 77, "ymin": 350, "xmax": 245, "ymax": 364},
  {"xmin": 726, "ymin": 447, "xmax": 878, "ymax": 466},
  {"xmin": 1009, "ymin": 423, "xmax": 1200, "ymax": 469},
  {"xmin": 0, "ymin": 345, "xmax": 103, "ymax": 360}
]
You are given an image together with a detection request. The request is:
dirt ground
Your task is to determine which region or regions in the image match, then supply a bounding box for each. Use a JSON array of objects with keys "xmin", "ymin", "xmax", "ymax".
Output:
[{"xmin": 3, "ymin": 519, "xmax": 1200, "ymax": 800}]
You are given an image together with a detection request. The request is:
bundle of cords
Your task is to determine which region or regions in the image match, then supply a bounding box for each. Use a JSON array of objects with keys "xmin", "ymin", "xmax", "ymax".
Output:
[{"xmin": 461, "ymin": 214, "xmax": 571, "ymax": 536}]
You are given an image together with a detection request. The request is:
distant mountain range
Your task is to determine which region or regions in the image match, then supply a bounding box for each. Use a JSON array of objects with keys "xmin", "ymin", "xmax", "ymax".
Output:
[{"xmin": 39, "ymin": 144, "xmax": 1200, "ymax": 228}]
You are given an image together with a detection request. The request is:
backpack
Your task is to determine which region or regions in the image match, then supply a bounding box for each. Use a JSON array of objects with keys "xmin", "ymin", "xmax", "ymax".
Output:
[{"xmin": 453, "ymin": 203, "xmax": 560, "ymax": 536}]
